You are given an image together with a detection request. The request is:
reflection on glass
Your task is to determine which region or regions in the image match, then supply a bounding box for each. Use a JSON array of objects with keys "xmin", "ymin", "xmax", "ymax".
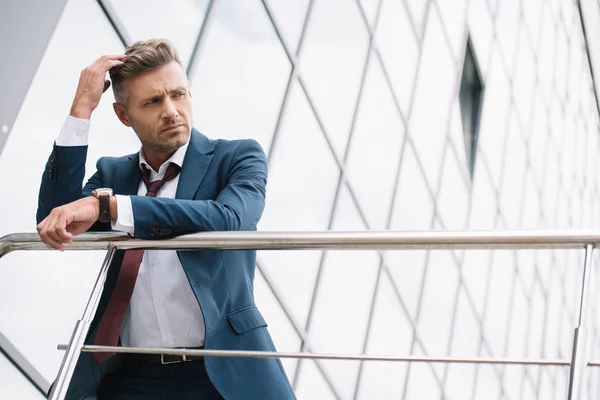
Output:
[
  {"xmin": 345, "ymin": 57, "xmax": 405, "ymax": 230},
  {"xmin": 376, "ymin": 0, "xmax": 419, "ymax": 118},
  {"xmin": 437, "ymin": 145, "xmax": 469, "ymax": 229},
  {"xmin": 0, "ymin": 353, "xmax": 45, "ymax": 399},
  {"xmin": 435, "ymin": 0, "xmax": 468, "ymax": 64},
  {"xmin": 408, "ymin": 8, "xmax": 458, "ymax": 189},
  {"xmin": 263, "ymin": 0, "xmax": 309, "ymax": 53},
  {"xmin": 299, "ymin": 0, "xmax": 369, "ymax": 158},
  {"xmin": 404, "ymin": 0, "xmax": 429, "ymax": 38},
  {"xmin": 190, "ymin": 0, "xmax": 291, "ymax": 155},
  {"xmin": 499, "ymin": 110, "xmax": 527, "ymax": 228},
  {"xmin": 358, "ymin": 275, "xmax": 411, "ymax": 399},
  {"xmin": 105, "ymin": 0, "xmax": 207, "ymax": 66},
  {"xmin": 307, "ymin": 185, "xmax": 379, "ymax": 399},
  {"xmin": 295, "ymin": 359, "xmax": 337, "ymax": 400},
  {"xmin": 416, "ymin": 251, "xmax": 459, "ymax": 358},
  {"xmin": 253, "ymin": 267, "xmax": 301, "ymax": 383},
  {"xmin": 258, "ymin": 80, "xmax": 338, "ymax": 330}
]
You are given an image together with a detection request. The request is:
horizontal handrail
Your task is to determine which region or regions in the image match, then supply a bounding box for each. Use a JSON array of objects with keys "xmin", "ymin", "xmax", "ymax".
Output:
[
  {"xmin": 4, "ymin": 229, "xmax": 600, "ymax": 258},
  {"xmin": 58, "ymin": 344, "xmax": 572, "ymax": 366}
]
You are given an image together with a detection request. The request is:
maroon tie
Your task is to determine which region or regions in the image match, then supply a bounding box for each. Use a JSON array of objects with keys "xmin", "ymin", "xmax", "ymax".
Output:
[{"xmin": 93, "ymin": 163, "xmax": 181, "ymax": 364}]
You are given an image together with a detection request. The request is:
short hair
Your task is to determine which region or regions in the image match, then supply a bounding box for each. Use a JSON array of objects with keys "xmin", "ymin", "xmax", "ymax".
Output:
[{"xmin": 109, "ymin": 38, "xmax": 183, "ymax": 104}]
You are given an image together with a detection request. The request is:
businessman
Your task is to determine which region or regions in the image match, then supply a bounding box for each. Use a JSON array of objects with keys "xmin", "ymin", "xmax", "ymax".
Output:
[{"xmin": 36, "ymin": 39, "xmax": 295, "ymax": 399}]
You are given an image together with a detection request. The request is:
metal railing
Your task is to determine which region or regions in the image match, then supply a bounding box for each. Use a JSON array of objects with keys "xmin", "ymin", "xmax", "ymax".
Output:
[{"xmin": 2, "ymin": 230, "xmax": 600, "ymax": 399}]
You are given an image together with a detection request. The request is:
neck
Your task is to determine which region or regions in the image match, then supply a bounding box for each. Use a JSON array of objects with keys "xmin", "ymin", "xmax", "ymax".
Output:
[{"xmin": 142, "ymin": 147, "xmax": 176, "ymax": 172}]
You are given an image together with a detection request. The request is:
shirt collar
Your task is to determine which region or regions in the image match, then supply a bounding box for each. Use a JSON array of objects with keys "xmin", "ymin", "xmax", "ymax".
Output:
[{"xmin": 139, "ymin": 138, "xmax": 190, "ymax": 178}]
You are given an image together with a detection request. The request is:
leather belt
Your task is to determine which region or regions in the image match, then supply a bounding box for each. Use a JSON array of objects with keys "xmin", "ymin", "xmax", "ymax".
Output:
[{"xmin": 126, "ymin": 347, "xmax": 205, "ymax": 365}]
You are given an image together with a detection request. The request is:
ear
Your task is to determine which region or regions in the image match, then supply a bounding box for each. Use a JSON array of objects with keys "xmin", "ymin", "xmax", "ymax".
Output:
[{"xmin": 113, "ymin": 103, "xmax": 132, "ymax": 127}]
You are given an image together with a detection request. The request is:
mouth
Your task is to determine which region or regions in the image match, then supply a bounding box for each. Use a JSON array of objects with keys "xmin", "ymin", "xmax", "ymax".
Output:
[{"xmin": 161, "ymin": 124, "xmax": 185, "ymax": 133}]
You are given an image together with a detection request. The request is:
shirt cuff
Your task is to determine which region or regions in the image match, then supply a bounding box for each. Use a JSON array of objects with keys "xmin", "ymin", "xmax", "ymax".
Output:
[
  {"xmin": 55, "ymin": 115, "xmax": 91, "ymax": 146},
  {"xmin": 111, "ymin": 195, "xmax": 134, "ymax": 235}
]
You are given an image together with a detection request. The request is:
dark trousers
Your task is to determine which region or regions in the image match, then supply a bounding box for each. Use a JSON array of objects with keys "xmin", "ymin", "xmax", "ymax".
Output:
[{"xmin": 97, "ymin": 356, "xmax": 223, "ymax": 400}]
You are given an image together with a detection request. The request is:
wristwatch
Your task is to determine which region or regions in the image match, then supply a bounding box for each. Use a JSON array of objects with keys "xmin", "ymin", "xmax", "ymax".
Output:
[{"xmin": 92, "ymin": 188, "xmax": 114, "ymax": 223}]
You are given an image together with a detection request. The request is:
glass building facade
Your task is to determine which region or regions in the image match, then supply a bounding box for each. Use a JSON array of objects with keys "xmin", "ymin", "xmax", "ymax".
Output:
[{"xmin": 2, "ymin": 0, "xmax": 600, "ymax": 398}]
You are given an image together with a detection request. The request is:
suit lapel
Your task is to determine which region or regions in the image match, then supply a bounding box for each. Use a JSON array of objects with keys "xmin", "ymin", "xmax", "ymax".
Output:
[
  {"xmin": 114, "ymin": 153, "xmax": 142, "ymax": 196},
  {"xmin": 176, "ymin": 129, "xmax": 214, "ymax": 200}
]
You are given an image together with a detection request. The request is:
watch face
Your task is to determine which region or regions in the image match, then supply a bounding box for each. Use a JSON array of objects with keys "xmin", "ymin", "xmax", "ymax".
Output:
[{"xmin": 94, "ymin": 188, "xmax": 113, "ymax": 197}]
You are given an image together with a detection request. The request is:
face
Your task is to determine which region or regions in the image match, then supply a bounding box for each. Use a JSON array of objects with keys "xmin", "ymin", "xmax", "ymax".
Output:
[{"xmin": 113, "ymin": 61, "xmax": 192, "ymax": 156}]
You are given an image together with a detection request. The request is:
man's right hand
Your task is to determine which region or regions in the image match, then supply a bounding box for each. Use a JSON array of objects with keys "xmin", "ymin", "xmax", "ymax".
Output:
[{"xmin": 70, "ymin": 54, "xmax": 125, "ymax": 120}]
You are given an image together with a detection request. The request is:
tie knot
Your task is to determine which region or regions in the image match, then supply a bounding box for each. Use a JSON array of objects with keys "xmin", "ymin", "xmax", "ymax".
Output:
[{"xmin": 142, "ymin": 163, "xmax": 181, "ymax": 197}]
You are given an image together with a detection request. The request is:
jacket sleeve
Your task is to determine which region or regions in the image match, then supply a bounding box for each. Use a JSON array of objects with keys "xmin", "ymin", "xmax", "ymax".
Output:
[
  {"xmin": 36, "ymin": 144, "xmax": 109, "ymax": 231},
  {"xmin": 129, "ymin": 139, "xmax": 267, "ymax": 239}
]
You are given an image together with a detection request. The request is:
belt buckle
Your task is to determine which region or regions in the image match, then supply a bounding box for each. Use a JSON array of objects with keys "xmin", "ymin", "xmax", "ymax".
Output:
[{"xmin": 161, "ymin": 354, "xmax": 188, "ymax": 365}]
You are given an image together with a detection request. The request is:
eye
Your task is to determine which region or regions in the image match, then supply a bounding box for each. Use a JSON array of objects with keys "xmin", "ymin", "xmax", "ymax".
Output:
[{"xmin": 173, "ymin": 91, "xmax": 185, "ymax": 98}]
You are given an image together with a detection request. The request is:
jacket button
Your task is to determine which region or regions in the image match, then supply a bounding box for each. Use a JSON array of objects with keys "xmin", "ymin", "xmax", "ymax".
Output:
[
  {"xmin": 159, "ymin": 228, "xmax": 171, "ymax": 236},
  {"xmin": 148, "ymin": 227, "xmax": 157, "ymax": 235}
]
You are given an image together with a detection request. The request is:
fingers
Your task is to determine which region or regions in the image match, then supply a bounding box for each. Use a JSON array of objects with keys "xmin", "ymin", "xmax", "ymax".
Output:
[
  {"xmin": 93, "ymin": 55, "xmax": 125, "ymax": 73},
  {"xmin": 36, "ymin": 208, "xmax": 72, "ymax": 251}
]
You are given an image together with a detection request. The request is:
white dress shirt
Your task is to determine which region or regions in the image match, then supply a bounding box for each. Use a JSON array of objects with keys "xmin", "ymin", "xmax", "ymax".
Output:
[{"xmin": 57, "ymin": 116, "xmax": 205, "ymax": 348}]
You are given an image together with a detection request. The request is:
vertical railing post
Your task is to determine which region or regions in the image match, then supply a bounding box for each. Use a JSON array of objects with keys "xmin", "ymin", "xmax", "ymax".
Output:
[
  {"xmin": 49, "ymin": 245, "xmax": 116, "ymax": 400},
  {"xmin": 567, "ymin": 244, "xmax": 594, "ymax": 400}
]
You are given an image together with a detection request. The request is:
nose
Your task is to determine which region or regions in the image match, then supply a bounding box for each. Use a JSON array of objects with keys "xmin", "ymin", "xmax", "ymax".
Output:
[{"xmin": 162, "ymin": 98, "xmax": 179, "ymax": 120}]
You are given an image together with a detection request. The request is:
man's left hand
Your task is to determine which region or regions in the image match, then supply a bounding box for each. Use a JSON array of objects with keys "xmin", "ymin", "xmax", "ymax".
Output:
[{"xmin": 37, "ymin": 197, "xmax": 99, "ymax": 250}]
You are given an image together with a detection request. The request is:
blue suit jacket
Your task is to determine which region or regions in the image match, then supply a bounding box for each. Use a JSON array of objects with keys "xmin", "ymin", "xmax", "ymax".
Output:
[{"xmin": 37, "ymin": 129, "xmax": 295, "ymax": 400}]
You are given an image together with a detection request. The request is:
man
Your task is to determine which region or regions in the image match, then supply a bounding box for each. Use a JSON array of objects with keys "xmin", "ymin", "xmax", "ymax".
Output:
[{"xmin": 37, "ymin": 39, "xmax": 295, "ymax": 400}]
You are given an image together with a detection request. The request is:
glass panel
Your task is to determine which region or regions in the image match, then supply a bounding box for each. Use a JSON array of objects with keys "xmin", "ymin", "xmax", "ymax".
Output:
[
  {"xmin": 449, "ymin": 100, "xmax": 469, "ymax": 178},
  {"xmin": 537, "ymin": 5, "xmax": 557, "ymax": 105},
  {"xmin": 387, "ymin": 144, "xmax": 432, "ymax": 319},
  {"xmin": 295, "ymin": 359, "xmax": 338, "ymax": 400},
  {"xmin": 376, "ymin": 0, "xmax": 420, "ymax": 116},
  {"xmin": 499, "ymin": 109, "xmax": 527, "ymax": 228},
  {"xmin": 307, "ymin": 184, "xmax": 379, "ymax": 399},
  {"xmin": 521, "ymin": 170, "xmax": 540, "ymax": 228},
  {"xmin": 298, "ymin": 0, "xmax": 369, "ymax": 159},
  {"xmin": 477, "ymin": 48, "xmax": 511, "ymax": 189},
  {"xmin": 263, "ymin": 0, "xmax": 310, "ymax": 53},
  {"xmin": 253, "ymin": 267, "xmax": 301, "ymax": 381},
  {"xmin": 483, "ymin": 250, "xmax": 515, "ymax": 356},
  {"xmin": 409, "ymin": 8, "xmax": 459, "ymax": 189},
  {"xmin": 358, "ymin": 0, "xmax": 379, "ymax": 29},
  {"xmin": 436, "ymin": 145, "xmax": 469, "ymax": 229},
  {"xmin": 512, "ymin": 32, "xmax": 536, "ymax": 134},
  {"xmin": 443, "ymin": 290, "xmax": 479, "ymax": 397},
  {"xmin": 404, "ymin": 0, "xmax": 429, "ymax": 38},
  {"xmin": 461, "ymin": 250, "xmax": 492, "ymax": 317},
  {"xmin": 357, "ymin": 274, "xmax": 411, "ymax": 399},
  {"xmin": 494, "ymin": 0, "xmax": 521, "ymax": 72},
  {"xmin": 416, "ymin": 251, "xmax": 459, "ymax": 358},
  {"xmin": 554, "ymin": 25, "xmax": 569, "ymax": 104},
  {"xmin": 542, "ymin": 147, "xmax": 560, "ymax": 225},
  {"xmin": 469, "ymin": 159, "xmax": 497, "ymax": 229},
  {"xmin": 345, "ymin": 56, "xmax": 405, "ymax": 230},
  {"xmin": 522, "ymin": 0, "xmax": 544, "ymax": 49},
  {"xmin": 258, "ymin": 82, "xmax": 338, "ymax": 326},
  {"xmin": 444, "ymin": 364, "xmax": 476, "ymax": 399},
  {"xmin": 105, "ymin": 0, "xmax": 208, "ymax": 66},
  {"xmin": 527, "ymin": 282, "xmax": 546, "ymax": 358},
  {"xmin": 390, "ymin": 143, "xmax": 434, "ymax": 230},
  {"xmin": 190, "ymin": 0, "xmax": 291, "ymax": 155},
  {"xmin": 0, "ymin": 0, "xmax": 130, "ymax": 383},
  {"xmin": 0, "ymin": 353, "xmax": 45, "ymax": 399},
  {"xmin": 528, "ymin": 91, "xmax": 550, "ymax": 187},
  {"xmin": 472, "ymin": 363, "xmax": 502, "ymax": 398},
  {"xmin": 467, "ymin": 0, "xmax": 494, "ymax": 76},
  {"xmin": 435, "ymin": 0, "xmax": 468, "ymax": 64},
  {"xmin": 404, "ymin": 363, "xmax": 442, "ymax": 400}
]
